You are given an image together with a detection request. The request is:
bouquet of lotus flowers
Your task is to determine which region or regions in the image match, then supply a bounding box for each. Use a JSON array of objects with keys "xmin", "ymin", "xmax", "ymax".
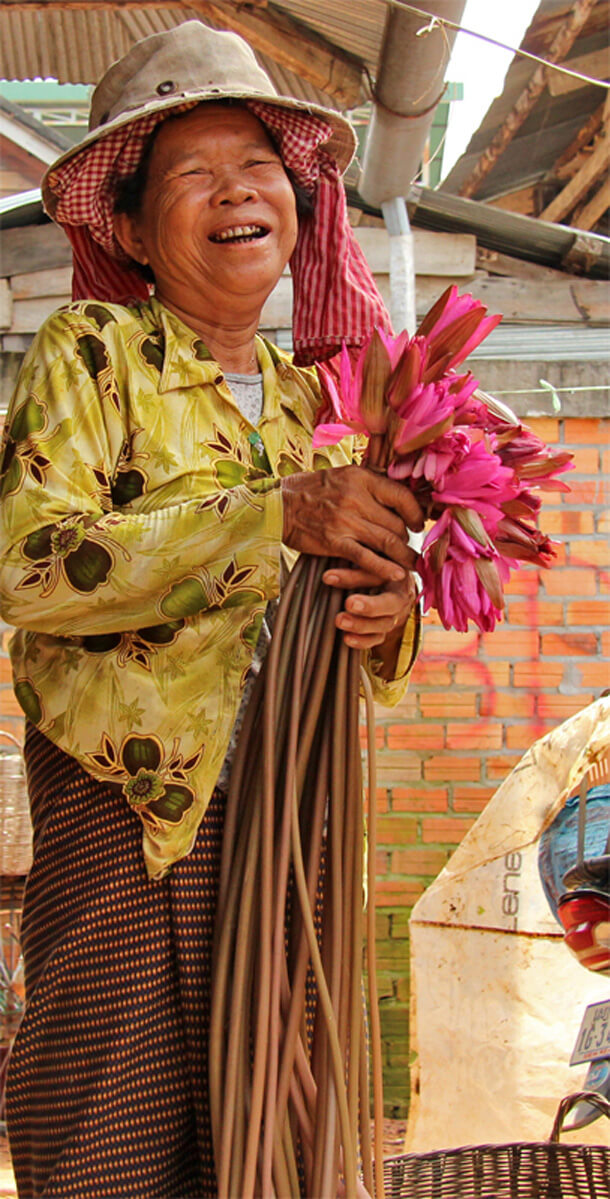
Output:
[{"xmin": 314, "ymin": 285, "xmax": 573, "ymax": 632}]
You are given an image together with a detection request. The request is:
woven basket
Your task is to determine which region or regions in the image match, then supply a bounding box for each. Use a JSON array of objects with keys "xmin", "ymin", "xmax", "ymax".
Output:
[
  {"xmin": 0, "ymin": 731, "xmax": 32, "ymax": 877},
  {"xmin": 383, "ymin": 1093, "xmax": 610, "ymax": 1199}
]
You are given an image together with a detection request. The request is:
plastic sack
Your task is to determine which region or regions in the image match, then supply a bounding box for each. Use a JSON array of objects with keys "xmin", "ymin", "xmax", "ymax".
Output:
[{"xmin": 406, "ymin": 697, "xmax": 610, "ymax": 1152}]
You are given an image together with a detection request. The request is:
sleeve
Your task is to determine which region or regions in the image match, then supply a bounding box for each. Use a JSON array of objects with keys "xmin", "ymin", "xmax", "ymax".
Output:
[
  {"xmin": 364, "ymin": 600, "xmax": 422, "ymax": 707},
  {"xmin": 0, "ymin": 311, "xmax": 284, "ymax": 637}
]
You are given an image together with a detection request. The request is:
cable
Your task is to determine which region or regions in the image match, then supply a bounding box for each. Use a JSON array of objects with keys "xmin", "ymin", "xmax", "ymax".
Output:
[{"xmin": 375, "ymin": 0, "xmax": 609, "ymax": 91}]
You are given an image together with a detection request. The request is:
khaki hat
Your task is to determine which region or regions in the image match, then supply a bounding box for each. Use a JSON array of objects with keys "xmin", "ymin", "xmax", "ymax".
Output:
[{"xmin": 43, "ymin": 19, "xmax": 356, "ymax": 208}]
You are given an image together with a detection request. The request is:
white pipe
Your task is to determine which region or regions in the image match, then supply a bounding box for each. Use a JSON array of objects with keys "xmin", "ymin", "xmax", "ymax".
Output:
[
  {"xmin": 381, "ymin": 197, "xmax": 416, "ymax": 335},
  {"xmin": 359, "ymin": 1, "xmax": 467, "ymax": 209}
]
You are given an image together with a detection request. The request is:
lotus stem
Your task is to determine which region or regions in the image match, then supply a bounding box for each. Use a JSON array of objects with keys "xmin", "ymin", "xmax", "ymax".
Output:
[{"xmin": 360, "ymin": 666, "xmax": 385, "ymax": 1199}]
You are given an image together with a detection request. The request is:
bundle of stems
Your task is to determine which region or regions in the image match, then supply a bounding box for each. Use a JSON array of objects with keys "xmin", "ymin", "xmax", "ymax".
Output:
[{"xmin": 209, "ymin": 552, "xmax": 385, "ymax": 1198}]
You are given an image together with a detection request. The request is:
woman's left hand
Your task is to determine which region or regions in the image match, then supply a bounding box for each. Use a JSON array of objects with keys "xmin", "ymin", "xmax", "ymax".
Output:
[{"xmin": 322, "ymin": 565, "xmax": 419, "ymax": 654}]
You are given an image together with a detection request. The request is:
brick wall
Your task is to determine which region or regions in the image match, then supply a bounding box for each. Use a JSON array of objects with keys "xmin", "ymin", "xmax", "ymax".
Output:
[
  {"xmin": 0, "ymin": 412, "xmax": 608, "ymax": 1118},
  {"xmin": 367, "ymin": 413, "xmax": 610, "ymax": 1116}
]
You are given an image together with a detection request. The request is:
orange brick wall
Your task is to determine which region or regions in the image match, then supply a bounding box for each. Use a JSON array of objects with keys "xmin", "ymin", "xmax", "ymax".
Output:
[{"xmin": 367, "ymin": 413, "xmax": 610, "ymax": 1114}]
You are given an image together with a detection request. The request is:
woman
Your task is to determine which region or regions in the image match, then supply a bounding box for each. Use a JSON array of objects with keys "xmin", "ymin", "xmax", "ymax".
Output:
[{"xmin": 0, "ymin": 22, "xmax": 422, "ymax": 1197}]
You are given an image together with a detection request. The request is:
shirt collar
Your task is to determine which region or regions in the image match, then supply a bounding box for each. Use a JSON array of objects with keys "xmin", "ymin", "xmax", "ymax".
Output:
[
  {"xmin": 152, "ymin": 299, "xmax": 225, "ymax": 395},
  {"xmin": 150, "ymin": 297, "xmax": 309, "ymax": 423}
]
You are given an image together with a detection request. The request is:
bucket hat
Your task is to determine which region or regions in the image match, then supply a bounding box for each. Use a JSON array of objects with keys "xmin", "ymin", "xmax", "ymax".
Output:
[
  {"xmin": 43, "ymin": 20, "xmax": 356, "ymax": 217},
  {"xmin": 41, "ymin": 20, "xmax": 391, "ymax": 365}
]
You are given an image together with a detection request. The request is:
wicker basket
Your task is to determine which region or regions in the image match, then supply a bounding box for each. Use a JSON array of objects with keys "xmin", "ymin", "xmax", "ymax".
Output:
[
  {"xmin": 0, "ymin": 731, "xmax": 32, "ymax": 877},
  {"xmin": 383, "ymin": 1093, "xmax": 610, "ymax": 1199}
]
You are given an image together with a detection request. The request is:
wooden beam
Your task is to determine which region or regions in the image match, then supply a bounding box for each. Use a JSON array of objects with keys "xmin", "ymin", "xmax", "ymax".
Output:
[
  {"xmin": 547, "ymin": 46, "xmax": 609, "ymax": 96},
  {"xmin": 191, "ymin": 2, "xmax": 363, "ymax": 105},
  {"xmin": 552, "ymin": 99, "xmax": 607, "ymax": 173},
  {"xmin": 414, "ymin": 271, "xmax": 609, "ymax": 325},
  {"xmin": 475, "ymin": 247, "xmax": 573, "ymax": 285},
  {"xmin": 0, "ymin": 1, "xmax": 364, "ymax": 107},
  {"xmin": 0, "ymin": 223, "xmax": 72, "ymax": 278},
  {"xmin": 458, "ymin": 0, "xmax": 598, "ymax": 200},
  {"xmin": 540, "ymin": 126, "xmax": 609, "ymax": 223},
  {"xmin": 572, "ymin": 175, "xmax": 610, "ymax": 231},
  {"xmin": 486, "ymin": 186, "xmax": 538, "ymax": 217}
]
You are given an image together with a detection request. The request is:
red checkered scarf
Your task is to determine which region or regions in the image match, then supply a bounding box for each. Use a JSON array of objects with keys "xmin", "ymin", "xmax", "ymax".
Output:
[{"xmin": 46, "ymin": 102, "xmax": 392, "ymax": 364}]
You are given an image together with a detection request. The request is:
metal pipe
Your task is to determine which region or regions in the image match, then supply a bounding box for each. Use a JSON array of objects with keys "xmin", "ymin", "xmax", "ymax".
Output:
[
  {"xmin": 380, "ymin": 196, "xmax": 416, "ymax": 334},
  {"xmin": 359, "ymin": 1, "xmax": 467, "ymax": 209}
]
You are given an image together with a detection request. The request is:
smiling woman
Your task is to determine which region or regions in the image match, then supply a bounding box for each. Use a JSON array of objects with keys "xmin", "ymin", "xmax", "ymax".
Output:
[
  {"xmin": 112, "ymin": 105, "xmax": 300, "ymax": 372},
  {"xmin": 0, "ymin": 19, "xmax": 422, "ymax": 1198}
]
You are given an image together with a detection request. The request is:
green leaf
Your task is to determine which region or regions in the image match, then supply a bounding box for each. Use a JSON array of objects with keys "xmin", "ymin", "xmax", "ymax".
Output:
[
  {"xmin": 148, "ymin": 783, "xmax": 194, "ymax": 823},
  {"xmin": 14, "ymin": 679, "xmax": 42, "ymax": 724},
  {"xmin": 160, "ymin": 576, "xmax": 209, "ymax": 619},
  {"xmin": 64, "ymin": 540, "xmax": 112, "ymax": 593},
  {"xmin": 11, "ymin": 397, "xmax": 46, "ymax": 442},
  {"xmin": 121, "ymin": 735, "xmax": 162, "ymax": 775}
]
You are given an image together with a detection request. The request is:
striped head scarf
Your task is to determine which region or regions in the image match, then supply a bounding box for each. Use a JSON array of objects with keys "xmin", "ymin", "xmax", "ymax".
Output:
[{"xmin": 45, "ymin": 101, "xmax": 392, "ymax": 365}]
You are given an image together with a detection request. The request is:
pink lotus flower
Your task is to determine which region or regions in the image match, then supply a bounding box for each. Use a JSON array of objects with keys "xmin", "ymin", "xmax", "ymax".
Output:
[
  {"xmin": 494, "ymin": 423, "xmax": 573, "ymax": 490},
  {"xmin": 418, "ymin": 509, "xmax": 513, "ymax": 633},
  {"xmin": 417, "ymin": 284, "xmax": 502, "ymax": 377},
  {"xmin": 312, "ymin": 342, "xmax": 370, "ymax": 446},
  {"xmin": 494, "ymin": 514, "xmax": 557, "ymax": 568},
  {"xmin": 431, "ymin": 437, "xmax": 519, "ymax": 529},
  {"xmin": 390, "ymin": 379, "xmax": 456, "ymax": 458},
  {"xmin": 311, "ymin": 286, "xmax": 571, "ymax": 632},
  {"xmin": 389, "ymin": 427, "xmax": 472, "ymax": 488}
]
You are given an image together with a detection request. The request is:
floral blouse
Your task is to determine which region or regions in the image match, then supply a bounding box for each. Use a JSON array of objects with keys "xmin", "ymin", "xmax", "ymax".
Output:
[{"xmin": 0, "ymin": 297, "xmax": 419, "ymax": 879}]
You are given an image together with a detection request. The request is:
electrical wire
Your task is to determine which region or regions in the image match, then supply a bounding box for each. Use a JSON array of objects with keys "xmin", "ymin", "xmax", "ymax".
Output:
[{"xmin": 375, "ymin": 0, "xmax": 610, "ymax": 91}]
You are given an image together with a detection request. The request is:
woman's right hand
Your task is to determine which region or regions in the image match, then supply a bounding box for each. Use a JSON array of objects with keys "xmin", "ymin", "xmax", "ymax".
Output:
[{"xmin": 280, "ymin": 464, "xmax": 424, "ymax": 583}]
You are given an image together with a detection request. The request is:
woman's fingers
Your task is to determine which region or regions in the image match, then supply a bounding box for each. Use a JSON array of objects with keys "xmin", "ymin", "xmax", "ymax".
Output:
[
  {"xmin": 334, "ymin": 576, "xmax": 419, "ymax": 649},
  {"xmin": 322, "ymin": 562, "xmax": 417, "ymax": 591},
  {"xmin": 281, "ymin": 465, "xmax": 424, "ymax": 580}
]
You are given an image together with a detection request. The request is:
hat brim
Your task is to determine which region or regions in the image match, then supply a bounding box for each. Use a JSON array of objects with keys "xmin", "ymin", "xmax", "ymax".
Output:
[{"xmin": 42, "ymin": 87, "xmax": 356, "ymax": 216}]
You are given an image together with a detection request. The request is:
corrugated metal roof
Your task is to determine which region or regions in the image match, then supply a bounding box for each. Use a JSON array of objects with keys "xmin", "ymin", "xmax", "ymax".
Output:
[
  {"xmin": 441, "ymin": 0, "xmax": 609, "ymax": 203},
  {"xmin": 0, "ymin": 3, "xmax": 386, "ymax": 108},
  {"xmin": 276, "ymin": 1, "xmax": 385, "ymax": 75},
  {"xmin": 467, "ymin": 324, "xmax": 610, "ymax": 361}
]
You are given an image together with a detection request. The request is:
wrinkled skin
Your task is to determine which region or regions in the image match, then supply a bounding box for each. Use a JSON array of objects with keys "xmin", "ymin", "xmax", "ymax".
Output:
[{"xmin": 113, "ymin": 104, "xmax": 422, "ymax": 668}]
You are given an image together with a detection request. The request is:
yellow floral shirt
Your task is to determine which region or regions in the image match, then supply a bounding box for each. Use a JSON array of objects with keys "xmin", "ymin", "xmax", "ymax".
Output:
[{"xmin": 0, "ymin": 297, "xmax": 419, "ymax": 878}]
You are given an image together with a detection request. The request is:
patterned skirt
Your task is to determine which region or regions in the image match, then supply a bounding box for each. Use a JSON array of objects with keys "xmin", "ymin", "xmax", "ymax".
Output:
[{"xmin": 6, "ymin": 723, "xmax": 226, "ymax": 1198}]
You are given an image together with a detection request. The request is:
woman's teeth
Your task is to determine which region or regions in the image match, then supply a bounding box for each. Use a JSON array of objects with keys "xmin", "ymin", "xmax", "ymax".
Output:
[{"xmin": 211, "ymin": 225, "xmax": 267, "ymax": 243}]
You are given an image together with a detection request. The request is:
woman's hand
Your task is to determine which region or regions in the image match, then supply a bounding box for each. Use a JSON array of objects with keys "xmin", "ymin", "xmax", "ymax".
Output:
[
  {"xmin": 323, "ymin": 566, "xmax": 420, "ymax": 678},
  {"xmin": 281, "ymin": 465, "xmax": 423, "ymax": 584}
]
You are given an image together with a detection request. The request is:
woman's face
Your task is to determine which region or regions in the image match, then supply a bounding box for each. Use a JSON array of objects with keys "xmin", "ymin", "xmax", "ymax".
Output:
[{"xmin": 113, "ymin": 104, "xmax": 299, "ymax": 326}]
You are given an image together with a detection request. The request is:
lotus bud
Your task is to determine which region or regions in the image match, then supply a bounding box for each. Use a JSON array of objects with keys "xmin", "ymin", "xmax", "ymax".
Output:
[
  {"xmin": 359, "ymin": 328, "xmax": 392, "ymax": 434},
  {"xmin": 386, "ymin": 339, "xmax": 423, "ymax": 412},
  {"xmin": 454, "ymin": 506, "xmax": 492, "ymax": 549},
  {"xmin": 392, "ymin": 413, "xmax": 454, "ymax": 458},
  {"xmin": 415, "ymin": 284, "xmax": 456, "ymax": 340},
  {"xmin": 474, "ymin": 557, "xmax": 505, "ymax": 610}
]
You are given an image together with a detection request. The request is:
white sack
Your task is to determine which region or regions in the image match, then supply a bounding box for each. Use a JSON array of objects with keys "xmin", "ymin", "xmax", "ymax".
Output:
[{"xmin": 406, "ymin": 697, "xmax": 610, "ymax": 1152}]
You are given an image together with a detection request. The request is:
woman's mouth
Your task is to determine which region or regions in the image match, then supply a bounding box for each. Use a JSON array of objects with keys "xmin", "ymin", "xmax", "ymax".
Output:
[{"xmin": 209, "ymin": 224, "xmax": 269, "ymax": 244}]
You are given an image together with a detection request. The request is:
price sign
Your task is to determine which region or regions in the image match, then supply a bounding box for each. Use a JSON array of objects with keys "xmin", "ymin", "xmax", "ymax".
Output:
[{"xmin": 570, "ymin": 999, "xmax": 610, "ymax": 1065}]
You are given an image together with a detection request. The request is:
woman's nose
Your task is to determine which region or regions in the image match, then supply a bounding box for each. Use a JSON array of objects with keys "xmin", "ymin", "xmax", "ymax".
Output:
[{"xmin": 211, "ymin": 171, "xmax": 255, "ymax": 206}]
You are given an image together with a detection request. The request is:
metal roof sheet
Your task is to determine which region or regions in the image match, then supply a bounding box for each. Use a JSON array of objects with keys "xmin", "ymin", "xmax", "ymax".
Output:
[{"xmin": 0, "ymin": 3, "xmax": 385, "ymax": 108}]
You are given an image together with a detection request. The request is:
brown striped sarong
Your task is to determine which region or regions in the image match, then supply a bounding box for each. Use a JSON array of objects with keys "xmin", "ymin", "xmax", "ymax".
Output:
[{"xmin": 6, "ymin": 723, "xmax": 225, "ymax": 1198}]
